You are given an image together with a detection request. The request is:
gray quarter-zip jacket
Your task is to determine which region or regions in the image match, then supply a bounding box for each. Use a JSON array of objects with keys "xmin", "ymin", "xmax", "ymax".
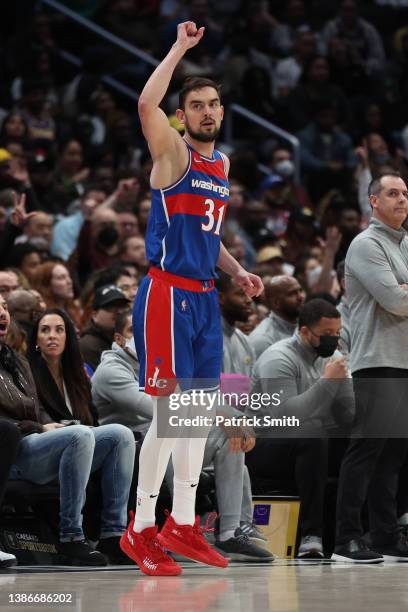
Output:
[
  {"xmin": 249, "ymin": 311, "xmax": 296, "ymax": 359},
  {"xmin": 345, "ymin": 217, "xmax": 408, "ymax": 373},
  {"xmin": 250, "ymin": 332, "xmax": 354, "ymax": 434}
]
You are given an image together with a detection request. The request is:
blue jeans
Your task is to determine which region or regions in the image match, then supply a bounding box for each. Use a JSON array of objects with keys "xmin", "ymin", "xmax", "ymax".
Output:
[{"xmin": 9, "ymin": 424, "xmax": 135, "ymax": 542}]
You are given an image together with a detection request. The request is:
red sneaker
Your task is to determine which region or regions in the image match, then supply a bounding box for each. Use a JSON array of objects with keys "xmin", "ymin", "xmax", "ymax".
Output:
[
  {"xmin": 157, "ymin": 513, "xmax": 228, "ymax": 568},
  {"xmin": 120, "ymin": 512, "xmax": 182, "ymax": 576}
]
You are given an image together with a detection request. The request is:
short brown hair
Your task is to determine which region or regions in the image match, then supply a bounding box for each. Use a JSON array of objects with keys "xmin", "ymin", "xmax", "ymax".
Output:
[
  {"xmin": 178, "ymin": 77, "xmax": 221, "ymax": 110},
  {"xmin": 368, "ymin": 172, "xmax": 402, "ymax": 197}
]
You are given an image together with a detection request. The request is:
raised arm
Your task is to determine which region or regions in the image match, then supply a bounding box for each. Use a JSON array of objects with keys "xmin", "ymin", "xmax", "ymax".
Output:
[{"xmin": 138, "ymin": 21, "xmax": 204, "ymax": 163}]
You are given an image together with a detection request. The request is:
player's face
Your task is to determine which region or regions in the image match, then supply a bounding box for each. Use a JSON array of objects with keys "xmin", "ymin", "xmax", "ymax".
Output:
[
  {"xmin": 370, "ymin": 176, "xmax": 408, "ymax": 229},
  {"xmin": 178, "ymin": 87, "xmax": 224, "ymax": 143}
]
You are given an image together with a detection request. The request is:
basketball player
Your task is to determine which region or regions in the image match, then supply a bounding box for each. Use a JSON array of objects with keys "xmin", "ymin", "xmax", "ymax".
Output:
[{"xmin": 119, "ymin": 22, "xmax": 263, "ymax": 575}]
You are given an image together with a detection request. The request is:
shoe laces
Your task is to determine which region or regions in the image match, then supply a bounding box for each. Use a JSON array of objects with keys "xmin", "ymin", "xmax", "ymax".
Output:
[
  {"xmin": 192, "ymin": 513, "xmax": 218, "ymax": 547},
  {"xmin": 143, "ymin": 533, "xmax": 170, "ymax": 562},
  {"xmin": 234, "ymin": 532, "xmax": 250, "ymax": 547}
]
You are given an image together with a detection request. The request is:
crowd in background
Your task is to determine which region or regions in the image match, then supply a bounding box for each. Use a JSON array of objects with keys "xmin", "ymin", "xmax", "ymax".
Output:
[{"xmin": 1, "ymin": 0, "xmax": 408, "ymax": 565}]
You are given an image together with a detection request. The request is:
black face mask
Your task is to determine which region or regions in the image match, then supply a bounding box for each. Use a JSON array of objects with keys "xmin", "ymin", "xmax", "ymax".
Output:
[
  {"xmin": 313, "ymin": 335, "xmax": 338, "ymax": 358},
  {"xmin": 97, "ymin": 225, "xmax": 119, "ymax": 248}
]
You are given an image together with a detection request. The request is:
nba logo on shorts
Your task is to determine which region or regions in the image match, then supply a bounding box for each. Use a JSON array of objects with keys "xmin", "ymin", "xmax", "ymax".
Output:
[{"xmin": 181, "ymin": 299, "xmax": 187, "ymax": 312}]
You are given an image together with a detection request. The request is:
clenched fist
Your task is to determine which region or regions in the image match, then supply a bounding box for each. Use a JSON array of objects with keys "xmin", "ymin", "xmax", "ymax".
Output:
[{"xmin": 175, "ymin": 21, "xmax": 205, "ymax": 50}]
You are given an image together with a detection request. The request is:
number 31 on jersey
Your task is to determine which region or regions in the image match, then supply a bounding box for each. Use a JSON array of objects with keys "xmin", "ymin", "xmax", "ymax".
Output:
[{"xmin": 201, "ymin": 198, "xmax": 226, "ymax": 236}]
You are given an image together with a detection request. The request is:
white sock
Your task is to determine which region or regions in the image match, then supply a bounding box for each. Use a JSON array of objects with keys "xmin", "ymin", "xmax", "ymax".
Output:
[
  {"xmin": 171, "ymin": 424, "xmax": 211, "ymax": 526},
  {"xmin": 132, "ymin": 398, "xmax": 177, "ymax": 533},
  {"xmin": 133, "ymin": 487, "xmax": 158, "ymax": 532},
  {"xmin": 171, "ymin": 477, "xmax": 199, "ymax": 526},
  {"xmin": 218, "ymin": 530, "xmax": 235, "ymax": 542}
]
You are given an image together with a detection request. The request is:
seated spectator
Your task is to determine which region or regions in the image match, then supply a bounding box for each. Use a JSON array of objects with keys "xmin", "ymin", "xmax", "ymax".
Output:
[
  {"xmin": 26, "ymin": 307, "xmax": 135, "ymax": 564},
  {"xmin": 286, "ymin": 55, "xmax": 351, "ymax": 131},
  {"xmin": 115, "ymin": 206, "xmax": 140, "ymax": 241},
  {"xmin": 267, "ymin": 146, "xmax": 312, "ymax": 210},
  {"xmin": 91, "ymin": 311, "xmax": 153, "ymax": 437},
  {"xmin": 0, "ymin": 419, "xmax": 21, "ymax": 567},
  {"xmin": 0, "ymin": 295, "xmax": 122, "ymax": 565},
  {"xmin": 0, "ymin": 112, "xmax": 29, "ymax": 147},
  {"xmin": 271, "ymin": 0, "xmax": 314, "ymax": 57},
  {"xmin": 118, "ymin": 235, "xmax": 148, "ymax": 272},
  {"xmin": 15, "ymin": 211, "xmax": 53, "ymax": 250},
  {"xmin": 137, "ymin": 194, "xmax": 151, "ymax": 235},
  {"xmin": 249, "ymin": 275, "xmax": 305, "ymax": 359},
  {"xmin": 238, "ymin": 66, "xmax": 278, "ymax": 131},
  {"xmin": 254, "ymin": 245, "xmax": 287, "ymax": 277},
  {"xmin": 4, "ymin": 319, "xmax": 27, "ymax": 354},
  {"xmin": 93, "ymin": 265, "xmax": 139, "ymax": 302},
  {"xmin": 4, "ymin": 268, "xmax": 26, "ymax": 290},
  {"xmin": 0, "ymin": 270, "xmax": 19, "ymax": 298},
  {"xmin": 19, "ymin": 78, "xmax": 56, "ymax": 142},
  {"xmin": 297, "ymin": 102, "xmax": 357, "ymax": 200},
  {"xmin": 282, "ymin": 207, "xmax": 320, "ymax": 266},
  {"xmin": 274, "ymin": 27, "xmax": 317, "ymax": 98},
  {"xmin": 222, "ymin": 230, "xmax": 247, "ymax": 267},
  {"xmin": 29, "ymin": 288, "xmax": 46, "ymax": 315},
  {"xmin": 52, "ymin": 140, "xmax": 90, "ymax": 213},
  {"xmin": 27, "ymin": 148, "xmax": 57, "ymax": 214},
  {"xmin": 75, "ymin": 207, "xmax": 120, "ymax": 284},
  {"xmin": 247, "ymin": 299, "xmax": 354, "ymax": 558},
  {"xmin": 31, "ymin": 261, "xmax": 81, "ymax": 328},
  {"xmin": 79, "ymin": 285, "xmax": 130, "ymax": 371},
  {"xmin": 51, "ymin": 187, "xmax": 107, "ymax": 261},
  {"xmin": 321, "ymin": 0, "xmax": 386, "ymax": 76},
  {"xmin": 327, "ymin": 36, "xmax": 371, "ymax": 98},
  {"xmin": 7, "ymin": 243, "xmax": 42, "ymax": 284},
  {"xmin": 6, "ymin": 288, "xmax": 41, "ymax": 337},
  {"xmin": 0, "ymin": 150, "xmax": 38, "ymax": 213}
]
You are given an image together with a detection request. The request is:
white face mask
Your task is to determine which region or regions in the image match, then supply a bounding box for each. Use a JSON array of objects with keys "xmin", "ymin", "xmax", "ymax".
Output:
[
  {"xmin": 124, "ymin": 337, "xmax": 137, "ymax": 358},
  {"xmin": 275, "ymin": 159, "xmax": 295, "ymax": 179}
]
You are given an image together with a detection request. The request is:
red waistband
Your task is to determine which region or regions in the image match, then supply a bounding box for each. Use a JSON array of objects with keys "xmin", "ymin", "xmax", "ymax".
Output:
[{"xmin": 148, "ymin": 267, "xmax": 215, "ymax": 292}]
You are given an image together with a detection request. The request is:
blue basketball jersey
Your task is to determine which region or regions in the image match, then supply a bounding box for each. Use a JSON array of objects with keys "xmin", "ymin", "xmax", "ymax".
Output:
[{"xmin": 146, "ymin": 142, "xmax": 229, "ymax": 280}]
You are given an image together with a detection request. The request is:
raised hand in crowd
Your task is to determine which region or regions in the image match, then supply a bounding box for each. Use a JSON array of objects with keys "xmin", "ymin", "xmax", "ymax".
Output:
[{"xmin": 9, "ymin": 192, "xmax": 38, "ymax": 227}]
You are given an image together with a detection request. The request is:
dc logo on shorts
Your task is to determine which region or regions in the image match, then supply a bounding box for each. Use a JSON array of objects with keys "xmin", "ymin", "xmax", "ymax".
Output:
[{"xmin": 181, "ymin": 299, "xmax": 188, "ymax": 312}]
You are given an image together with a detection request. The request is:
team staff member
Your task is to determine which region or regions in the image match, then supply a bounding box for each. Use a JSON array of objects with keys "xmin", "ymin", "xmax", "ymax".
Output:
[
  {"xmin": 247, "ymin": 299, "xmax": 354, "ymax": 559},
  {"xmin": 333, "ymin": 173, "xmax": 408, "ymax": 563}
]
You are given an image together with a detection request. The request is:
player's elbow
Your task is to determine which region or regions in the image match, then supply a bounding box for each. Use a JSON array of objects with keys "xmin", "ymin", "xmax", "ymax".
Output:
[{"xmin": 138, "ymin": 96, "xmax": 150, "ymax": 119}]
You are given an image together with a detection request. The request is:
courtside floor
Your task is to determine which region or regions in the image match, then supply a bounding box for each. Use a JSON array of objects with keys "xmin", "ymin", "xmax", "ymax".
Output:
[{"xmin": 1, "ymin": 559, "xmax": 408, "ymax": 611}]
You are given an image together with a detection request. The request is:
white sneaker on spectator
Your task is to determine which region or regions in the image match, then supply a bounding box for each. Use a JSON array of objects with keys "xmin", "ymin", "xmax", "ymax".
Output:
[
  {"xmin": 297, "ymin": 535, "xmax": 324, "ymax": 559},
  {"xmin": 0, "ymin": 549, "xmax": 17, "ymax": 568}
]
